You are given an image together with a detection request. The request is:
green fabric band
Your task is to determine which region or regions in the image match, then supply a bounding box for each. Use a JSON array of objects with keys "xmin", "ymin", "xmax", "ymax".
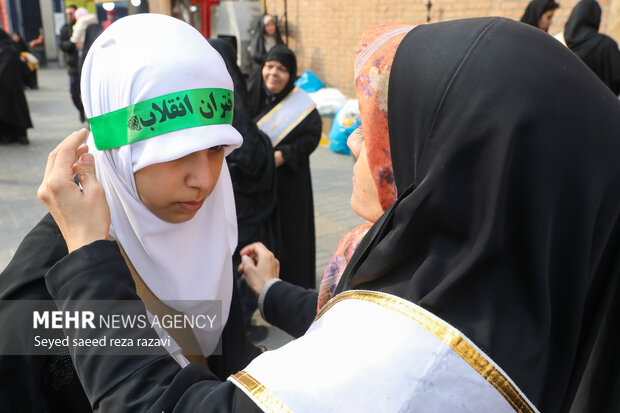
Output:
[{"xmin": 89, "ymin": 88, "xmax": 234, "ymax": 150}]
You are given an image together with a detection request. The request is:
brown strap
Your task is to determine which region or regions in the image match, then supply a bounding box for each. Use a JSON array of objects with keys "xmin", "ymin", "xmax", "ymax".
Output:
[{"xmin": 115, "ymin": 241, "xmax": 209, "ymax": 368}]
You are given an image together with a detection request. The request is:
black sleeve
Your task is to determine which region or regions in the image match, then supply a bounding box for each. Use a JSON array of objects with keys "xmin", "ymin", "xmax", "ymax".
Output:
[
  {"xmin": 44, "ymin": 241, "xmax": 260, "ymax": 412},
  {"xmin": 208, "ymin": 275, "xmax": 263, "ymax": 380},
  {"xmin": 608, "ymin": 39, "xmax": 620, "ymax": 96},
  {"xmin": 262, "ymin": 280, "xmax": 318, "ymax": 338},
  {"xmin": 0, "ymin": 214, "xmax": 67, "ymax": 300},
  {"xmin": 277, "ymin": 109, "xmax": 322, "ymax": 173},
  {"xmin": 58, "ymin": 25, "xmax": 76, "ymax": 54},
  {"xmin": 226, "ymin": 99, "xmax": 275, "ymax": 197},
  {"xmin": 0, "ymin": 214, "xmax": 91, "ymax": 412},
  {"xmin": 250, "ymin": 33, "xmax": 266, "ymax": 65}
]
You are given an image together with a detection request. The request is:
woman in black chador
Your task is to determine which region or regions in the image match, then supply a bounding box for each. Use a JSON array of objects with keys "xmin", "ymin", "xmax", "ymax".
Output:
[
  {"xmin": 0, "ymin": 29, "xmax": 32, "ymax": 144},
  {"xmin": 564, "ymin": 0, "xmax": 620, "ymax": 95},
  {"xmin": 209, "ymin": 38, "xmax": 278, "ymax": 326},
  {"xmin": 249, "ymin": 14, "xmax": 284, "ymax": 66},
  {"xmin": 34, "ymin": 18, "xmax": 620, "ymax": 412},
  {"xmin": 248, "ymin": 44, "xmax": 321, "ymax": 289}
]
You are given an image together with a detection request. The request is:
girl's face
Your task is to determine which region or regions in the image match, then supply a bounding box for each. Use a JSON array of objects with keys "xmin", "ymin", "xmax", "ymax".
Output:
[
  {"xmin": 262, "ymin": 60, "xmax": 290, "ymax": 95},
  {"xmin": 134, "ymin": 146, "xmax": 225, "ymax": 223},
  {"xmin": 347, "ymin": 127, "xmax": 383, "ymax": 222}
]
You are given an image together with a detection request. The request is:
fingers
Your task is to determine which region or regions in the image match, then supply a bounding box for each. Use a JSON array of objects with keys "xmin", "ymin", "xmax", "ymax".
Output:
[
  {"xmin": 36, "ymin": 129, "xmax": 110, "ymax": 253},
  {"xmin": 53, "ymin": 129, "xmax": 89, "ymax": 179},
  {"xmin": 76, "ymin": 153, "xmax": 98, "ymax": 189},
  {"xmin": 240, "ymin": 255, "xmax": 256, "ymax": 273},
  {"xmin": 239, "ymin": 242, "xmax": 257, "ymax": 257},
  {"xmin": 240, "ymin": 242, "xmax": 272, "ymax": 258},
  {"xmin": 44, "ymin": 129, "xmax": 88, "ymax": 183},
  {"xmin": 39, "ymin": 129, "xmax": 89, "ymax": 203},
  {"xmin": 239, "ymin": 241, "xmax": 268, "ymax": 259},
  {"xmin": 72, "ymin": 144, "xmax": 90, "ymax": 175},
  {"xmin": 42, "ymin": 148, "xmax": 57, "ymax": 185}
]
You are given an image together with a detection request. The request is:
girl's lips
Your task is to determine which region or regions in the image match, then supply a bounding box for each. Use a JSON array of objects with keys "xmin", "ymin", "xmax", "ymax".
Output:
[{"xmin": 177, "ymin": 199, "xmax": 205, "ymax": 212}]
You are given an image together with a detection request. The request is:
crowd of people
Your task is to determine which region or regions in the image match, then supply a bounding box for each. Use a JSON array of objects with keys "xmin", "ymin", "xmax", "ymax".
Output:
[
  {"xmin": 0, "ymin": 4, "xmax": 112, "ymax": 145},
  {"xmin": 520, "ymin": 0, "xmax": 620, "ymax": 94},
  {"xmin": 0, "ymin": 30, "xmax": 32, "ymax": 144},
  {"xmin": 0, "ymin": 1, "xmax": 619, "ymax": 411},
  {"xmin": 59, "ymin": 5, "xmax": 109, "ymax": 124}
]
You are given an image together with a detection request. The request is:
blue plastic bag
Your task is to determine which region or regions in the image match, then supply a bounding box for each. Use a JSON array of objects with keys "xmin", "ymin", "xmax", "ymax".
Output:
[
  {"xmin": 328, "ymin": 104, "xmax": 361, "ymax": 155},
  {"xmin": 295, "ymin": 70, "xmax": 324, "ymax": 93}
]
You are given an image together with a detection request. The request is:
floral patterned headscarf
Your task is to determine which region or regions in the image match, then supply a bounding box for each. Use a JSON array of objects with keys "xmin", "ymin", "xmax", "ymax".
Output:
[
  {"xmin": 354, "ymin": 24, "xmax": 412, "ymax": 210},
  {"xmin": 317, "ymin": 25, "xmax": 412, "ymax": 311}
]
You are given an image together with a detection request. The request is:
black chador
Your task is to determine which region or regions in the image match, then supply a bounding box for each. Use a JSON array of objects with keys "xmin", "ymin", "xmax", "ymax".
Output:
[
  {"xmin": 248, "ymin": 45, "xmax": 322, "ymax": 290},
  {"xmin": 0, "ymin": 30, "xmax": 32, "ymax": 144},
  {"xmin": 564, "ymin": 0, "xmax": 620, "ymax": 95}
]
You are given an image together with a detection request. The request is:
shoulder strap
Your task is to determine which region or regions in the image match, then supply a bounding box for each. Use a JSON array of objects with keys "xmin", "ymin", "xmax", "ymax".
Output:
[{"xmin": 116, "ymin": 241, "xmax": 209, "ymax": 368}]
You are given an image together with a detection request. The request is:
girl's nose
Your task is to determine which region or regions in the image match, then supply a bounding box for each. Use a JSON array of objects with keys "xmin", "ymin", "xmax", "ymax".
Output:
[
  {"xmin": 185, "ymin": 150, "xmax": 217, "ymax": 192},
  {"xmin": 347, "ymin": 127, "xmax": 363, "ymax": 158}
]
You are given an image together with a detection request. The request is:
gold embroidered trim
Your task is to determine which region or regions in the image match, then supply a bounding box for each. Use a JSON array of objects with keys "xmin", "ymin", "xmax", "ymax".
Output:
[
  {"xmin": 257, "ymin": 87, "xmax": 315, "ymax": 147},
  {"xmin": 257, "ymin": 86, "xmax": 302, "ymax": 127},
  {"xmin": 230, "ymin": 371, "xmax": 292, "ymax": 413},
  {"xmin": 315, "ymin": 290, "xmax": 536, "ymax": 413},
  {"xmin": 271, "ymin": 104, "xmax": 317, "ymax": 147}
]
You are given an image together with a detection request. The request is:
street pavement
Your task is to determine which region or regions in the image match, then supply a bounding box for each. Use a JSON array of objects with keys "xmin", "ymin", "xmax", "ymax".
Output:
[{"xmin": 0, "ymin": 67, "xmax": 364, "ymax": 349}]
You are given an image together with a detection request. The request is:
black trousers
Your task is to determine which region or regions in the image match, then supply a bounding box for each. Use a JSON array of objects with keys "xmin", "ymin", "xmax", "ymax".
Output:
[{"xmin": 68, "ymin": 73, "xmax": 84, "ymax": 119}]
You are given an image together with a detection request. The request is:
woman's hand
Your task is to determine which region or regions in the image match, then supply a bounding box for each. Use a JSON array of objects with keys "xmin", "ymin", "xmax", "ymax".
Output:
[
  {"xmin": 238, "ymin": 242, "xmax": 280, "ymax": 297},
  {"xmin": 38, "ymin": 129, "xmax": 110, "ymax": 253},
  {"xmin": 274, "ymin": 150, "xmax": 284, "ymax": 167}
]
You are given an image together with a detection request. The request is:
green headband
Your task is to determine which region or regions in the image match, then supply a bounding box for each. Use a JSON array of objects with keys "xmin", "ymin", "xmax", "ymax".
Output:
[{"xmin": 89, "ymin": 88, "xmax": 234, "ymax": 150}]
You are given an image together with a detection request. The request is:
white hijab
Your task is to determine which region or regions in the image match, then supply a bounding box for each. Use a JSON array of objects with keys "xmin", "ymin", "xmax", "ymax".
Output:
[{"xmin": 80, "ymin": 14, "xmax": 242, "ymax": 362}]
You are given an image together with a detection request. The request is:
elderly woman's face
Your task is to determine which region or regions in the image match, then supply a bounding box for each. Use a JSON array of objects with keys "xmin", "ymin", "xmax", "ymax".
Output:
[
  {"xmin": 347, "ymin": 127, "xmax": 383, "ymax": 222},
  {"xmin": 262, "ymin": 60, "xmax": 290, "ymax": 95}
]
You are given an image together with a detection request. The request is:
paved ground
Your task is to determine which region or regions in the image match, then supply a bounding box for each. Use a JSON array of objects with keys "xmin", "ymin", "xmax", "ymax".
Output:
[
  {"xmin": 0, "ymin": 67, "xmax": 364, "ymax": 349},
  {"xmin": 0, "ymin": 66, "xmax": 84, "ymax": 263}
]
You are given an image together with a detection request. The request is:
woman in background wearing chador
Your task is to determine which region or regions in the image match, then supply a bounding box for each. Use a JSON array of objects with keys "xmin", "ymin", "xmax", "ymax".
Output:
[
  {"xmin": 0, "ymin": 29, "xmax": 32, "ymax": 144},
  {"xmin": 520, "ymin": 0, "xmax": 560, "ymax": 32},
  {"xmin": 209, "ymin": 38, "xmax": 278, "ymax": 327},
  {"xmin": 239, "ymin": 25, "xmax": 406, "ymax": 339},
  {"xmin": 564, "ymin": 0, "xmax": 620, "ymax": 95},
  {"xmin": 250, "ymin": 14, "xmax": 283, "ymax": 66},
  {"xmin": 11, "ymin": 32, "xmax": 39, "ymax": 90},
  {"xmin": 248, "ymin": 45, "xmax": 321, "ymax": 290}
]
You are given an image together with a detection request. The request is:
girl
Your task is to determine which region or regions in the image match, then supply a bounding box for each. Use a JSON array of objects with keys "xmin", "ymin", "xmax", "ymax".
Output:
[{"xmin": 0, "ymin": 14, "xmax": 259, "ymax": 411}]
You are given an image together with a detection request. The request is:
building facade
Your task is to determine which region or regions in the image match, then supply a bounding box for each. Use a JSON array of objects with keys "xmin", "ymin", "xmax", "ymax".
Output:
[
  {"xmin": 2, "ymin": 0, "xmax": 619, "ymax": 96},
  {"xmin": 264, "ymin": 0, "xmax": 618, "ymax": 97}
]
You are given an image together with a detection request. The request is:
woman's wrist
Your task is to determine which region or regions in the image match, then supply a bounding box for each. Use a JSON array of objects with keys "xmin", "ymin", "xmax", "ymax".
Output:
[{"xmin": 258, "ymin": 278, "xmax": 282, "ymax": 319}]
